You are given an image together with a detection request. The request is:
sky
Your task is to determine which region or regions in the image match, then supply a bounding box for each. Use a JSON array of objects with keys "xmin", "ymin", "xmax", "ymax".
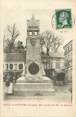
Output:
[{"xmin": 1, "ymin": 0, "xmax": 76, "ymax": 53}]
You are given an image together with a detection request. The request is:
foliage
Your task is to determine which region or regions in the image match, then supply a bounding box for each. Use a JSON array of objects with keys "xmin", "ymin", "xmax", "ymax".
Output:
[
  {"xmin": 3, "ymin": 24, "xmax": 20, "ymax": 53},
  {"xmin": 15, "ymin": 41, "xmax": 25, "ymax": 52},
  {"xmin": 56, "ymin": 72, "xmax": 65, "ymax": 81},
  {"xmin": 3, "ymin": 71, "xmax": 23, "ymax": 82},
  {"xmin": 40, "ymin": 30, "xmax": 62, "ymax": 55}
]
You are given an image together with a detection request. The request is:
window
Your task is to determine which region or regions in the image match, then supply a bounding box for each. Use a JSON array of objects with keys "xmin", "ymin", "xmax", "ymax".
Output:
[
  {"xmin": 19, "ymin": 64, "xmax": 23, "ymax": 69},
  {"xmin": 52, "ymin": 62, "xmax": 56, "ymax": 69},
  {"xmin": 34, "ymin": 32, "xmax": 38, "ymax": 36},
  {"xmin": 69, "ymin": 52, "xmax": 72, "ymax": 61},
  {"xmin": 29, "ymin": 32, "xmax": 32, "ymax": 36},
  {"xmin": 14, "ymin": 64, "xmax": 17, "ymax": 70},
  {"xmin": 46, "ymin": 63, "xmax": 50, "ymax": 69},
  {"xmin": 65, "ymin": 49, "xmax": 67, "ymax": 55},
  {"xmin": 10, "ymin": 64, "xmax": 13, "ymax": 70},
  {"xmin": 5, "ymin": 64, "xmax": 8, "ymax": 70},
  {"xmin": 56, "ymin": 62, "xmax": 60, "ymax": 69}
]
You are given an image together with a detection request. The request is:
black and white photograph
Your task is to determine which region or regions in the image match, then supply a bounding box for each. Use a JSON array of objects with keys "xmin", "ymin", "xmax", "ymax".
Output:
[
  {"xmin": 3, "ymin": 9, "xmax": 72, "ymax": 102},
  {"xmin": 1, "ymin": 1, "xmax": 76, "ymax": 117}
]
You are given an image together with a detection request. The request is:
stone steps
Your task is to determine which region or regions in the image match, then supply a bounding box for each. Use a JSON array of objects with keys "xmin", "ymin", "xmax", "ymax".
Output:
[
  {"xmin": 14, "ymin": 83, "xmax": 55, "ymax": 96},
  {"xmin": 14, "ymin": 83, "xmax": 53, "ymax": 89}
]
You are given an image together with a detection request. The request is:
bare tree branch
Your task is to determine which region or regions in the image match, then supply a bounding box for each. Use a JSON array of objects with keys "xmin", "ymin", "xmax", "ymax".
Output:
[
  {"xmin": 4, "ymin": 24, "xmax": 20, "ymax": 52},
  {"xmin": 40, "ymin": 30, "xmax": 62, "ymax": 54}
]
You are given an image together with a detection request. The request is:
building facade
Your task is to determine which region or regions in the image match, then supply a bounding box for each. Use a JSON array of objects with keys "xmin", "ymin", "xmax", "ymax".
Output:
[
  {"xmin": 41, "ymin": 52, "xmax": 64, "ymax": 77},
  {"xmin": 63, "ymin": 40, "xmax": 72, "ymax": 83},
  {"xmin": 3, "ymin": 53, "xmax": 26, "ymax": 77}
]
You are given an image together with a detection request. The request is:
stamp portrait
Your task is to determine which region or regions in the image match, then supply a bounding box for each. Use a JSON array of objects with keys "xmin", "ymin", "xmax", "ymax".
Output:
[{"xmin": 55, "ymin": 9, "xmax": 72, "ymax": 29}]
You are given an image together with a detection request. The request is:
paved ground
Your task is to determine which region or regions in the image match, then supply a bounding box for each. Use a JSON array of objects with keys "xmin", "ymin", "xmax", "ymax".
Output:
[{"xmin": 4, "ymin": 84, "xmax": 72, "ymax": 102}]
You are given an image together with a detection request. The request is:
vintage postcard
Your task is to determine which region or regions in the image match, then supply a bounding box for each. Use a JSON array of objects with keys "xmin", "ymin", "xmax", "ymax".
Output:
[{"xmin": 0, "ymin": 0, "xmax": 76, "ymax": 117}]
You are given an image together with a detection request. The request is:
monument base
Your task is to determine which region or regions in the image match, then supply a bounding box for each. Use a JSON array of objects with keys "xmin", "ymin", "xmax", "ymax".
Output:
[
  {"xmin": 14, "ymin": 76, "xmax": 55, "ymax": 96},
  {"xmin": 14, "ymin": 83, "xmax": 55, "ymax": 97}
]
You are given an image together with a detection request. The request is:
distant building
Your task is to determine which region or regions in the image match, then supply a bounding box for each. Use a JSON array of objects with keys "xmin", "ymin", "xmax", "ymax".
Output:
[
  {"xmin": 49, "ymin": 52, "xmax": 64, "ymax": 72},
  {"xmin": 41, "ymin": 52, "xmax": 64, "ymax": 77},
  {"xmin": 63, "ymin": 40, "xmax": 72, "ymax": 83},
  {"xmin": 3, "ymin": 51, "xmax": 64, "ymax": 78},
  {"xmin": 3, "ymin": 52, "xmax": 26, "ymax": 75}
]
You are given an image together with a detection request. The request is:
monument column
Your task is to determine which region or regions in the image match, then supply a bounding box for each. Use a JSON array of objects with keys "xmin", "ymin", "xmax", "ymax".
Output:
[{"xmin": 26, "ymin": 15, "xmax": 44, "ymax": 81}]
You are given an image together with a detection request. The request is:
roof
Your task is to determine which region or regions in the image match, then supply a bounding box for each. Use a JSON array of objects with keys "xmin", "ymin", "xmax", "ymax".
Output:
[
  {"xmin": 4, "ymin": 51, "xmax": 64, "ymax": 63},
  {"xmin": 4, "ymin": 52, "xmax": 26, "ymax": 62},
  {"xmin": 49, "ymin": 52, "xmax": 64, "ymax": 58},
  {"xmin": 41, "ymin": 52, "xmax": 64, "ymax": 61},
  {"xmin": 63, "ymin": 40, "xmax": 73, "ymax": 49}
]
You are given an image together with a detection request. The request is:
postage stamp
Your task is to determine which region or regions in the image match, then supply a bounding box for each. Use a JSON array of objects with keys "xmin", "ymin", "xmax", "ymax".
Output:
[{"xmin": 55, "ymin": 9, "xmax": 72, "ymax": 29}]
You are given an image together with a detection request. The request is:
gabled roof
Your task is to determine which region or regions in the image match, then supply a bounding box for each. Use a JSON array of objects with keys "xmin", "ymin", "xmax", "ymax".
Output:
[
  {"xmin": 63, "ymin": 40, "xmax": 73, "ymax": 49},
  {"xmin": 49, "ymin": 52, "xmax": 64, "ymax": 58},
  {"xmin": 41, "ymin": 52, "xmax": 64, "ymax": 58},
  {"xmin": 4, "ymin": 52, "xmax": 26, "ymax": 62}
]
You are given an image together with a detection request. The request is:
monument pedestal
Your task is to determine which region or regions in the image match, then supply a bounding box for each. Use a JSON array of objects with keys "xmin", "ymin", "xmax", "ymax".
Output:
[{"xmin": 14, "ymin": 82, "xmax": 55, "ymax": 96}]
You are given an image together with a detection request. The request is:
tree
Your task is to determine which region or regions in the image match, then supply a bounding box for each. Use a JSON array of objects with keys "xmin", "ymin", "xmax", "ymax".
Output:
[
  {"xmin": 3, "ymin": 24, "xmax": 19, "ymax": 52},
  {"xmin": 16, "ymin": 41, "xmax": 24, "ymax": 49},
  {"xmin": 15, "ymin": 41, "xmax": 25, "ymax": 53},
  {"xmin": 56, "ymin": 72, "xmax": 65, "ymax": 81},
  {"xmin": 40, "ymin": 30, "xmax": 62, "ymax": 55}
]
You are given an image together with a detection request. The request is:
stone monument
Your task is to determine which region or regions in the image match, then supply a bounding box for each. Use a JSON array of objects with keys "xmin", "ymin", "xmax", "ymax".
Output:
[
  {"xmin": 25, "ymin": 15, "xmax": 45, "ymax": 81},
  {"xmin": 14, "ymin": 15, "xmax": 55, "ymax": 96}
]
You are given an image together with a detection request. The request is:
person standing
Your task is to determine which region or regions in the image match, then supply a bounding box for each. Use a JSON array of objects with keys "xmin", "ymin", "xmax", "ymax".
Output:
[{"xmin": 5, "ymin": 72, "xmax": 14, "ymax": 95}]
